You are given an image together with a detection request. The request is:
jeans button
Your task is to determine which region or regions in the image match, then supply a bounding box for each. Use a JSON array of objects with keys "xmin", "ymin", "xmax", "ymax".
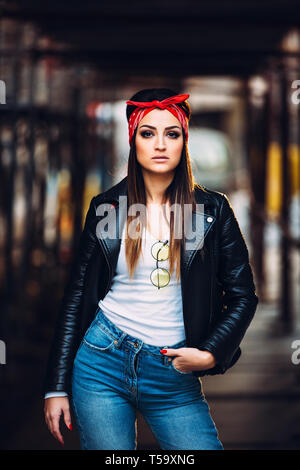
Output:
[{"xmin": 134, "ymin": 342, "xmax": 139, "ymax": 348}]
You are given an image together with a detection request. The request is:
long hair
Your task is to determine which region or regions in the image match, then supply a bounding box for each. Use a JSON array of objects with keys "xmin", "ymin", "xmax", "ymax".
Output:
[{"xmin": 125, "ymin": 88, "xmax": 197, "ymax": 283}]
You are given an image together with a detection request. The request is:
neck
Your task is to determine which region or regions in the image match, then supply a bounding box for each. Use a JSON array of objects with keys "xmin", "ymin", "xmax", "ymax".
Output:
[{"xmin": 142, "ymin": 171, "xmax": 174, "ymax": 205}]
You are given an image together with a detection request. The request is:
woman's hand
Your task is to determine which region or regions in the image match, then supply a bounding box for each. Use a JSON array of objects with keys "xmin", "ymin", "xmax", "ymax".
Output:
[
  {"xmin": 44, "ymin": 397, "xmax": 72, "ymax": 446},
  {"xmin": 160, "ymin": 347, "xmax": 216, "ymax": 373}
]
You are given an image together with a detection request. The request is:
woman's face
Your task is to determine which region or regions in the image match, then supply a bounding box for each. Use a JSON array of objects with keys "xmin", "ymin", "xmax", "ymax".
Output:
[{"xmin": 135, "ymin": 109, "xmax": 184, "ymax": 176}]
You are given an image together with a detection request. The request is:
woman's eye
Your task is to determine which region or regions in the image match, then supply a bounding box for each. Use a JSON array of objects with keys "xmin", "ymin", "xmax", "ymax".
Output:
[
  {"xmin": 168, "ymin": 132, "xmax": 180, "ymax": 139},
  {"xmin": 140, "ymin": 131, "xmax": 180, "ymax": 138},
  {"xmin": 141, "ymin": 131, "xmax": 153, "ymax": 138}
]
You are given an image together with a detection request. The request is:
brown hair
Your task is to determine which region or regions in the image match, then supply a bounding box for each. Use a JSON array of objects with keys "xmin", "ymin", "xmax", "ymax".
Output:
[{"xmin": 125, "ymin": 88, "xmax": 196, "ymax": 283}]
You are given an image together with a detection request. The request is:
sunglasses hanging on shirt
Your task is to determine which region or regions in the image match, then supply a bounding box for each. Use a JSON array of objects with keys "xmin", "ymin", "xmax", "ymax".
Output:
[{"xmin": 150, "ymin": 240, "xmax": 170, "ymax": 289}]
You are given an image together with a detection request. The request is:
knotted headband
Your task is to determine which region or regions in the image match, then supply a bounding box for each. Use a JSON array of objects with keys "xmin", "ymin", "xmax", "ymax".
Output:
[{"xmin": 126, "ymin": 94, "xmax": 190, "ymax": 146}]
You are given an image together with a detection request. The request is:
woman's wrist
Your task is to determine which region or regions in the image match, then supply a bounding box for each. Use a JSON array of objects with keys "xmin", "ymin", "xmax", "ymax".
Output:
[{"xmin": 196, "ymin": 349, "xmax": 217, "ymax": 369}]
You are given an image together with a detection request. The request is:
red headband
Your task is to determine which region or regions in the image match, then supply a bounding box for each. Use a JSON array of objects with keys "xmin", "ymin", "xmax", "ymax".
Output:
[{"xmin": 126, "ymin": 94, "xmax": 190, "ymax": 146}]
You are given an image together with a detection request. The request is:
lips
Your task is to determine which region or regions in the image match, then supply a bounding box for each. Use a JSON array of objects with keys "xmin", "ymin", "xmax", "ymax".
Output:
[{"xmin": 152, "ymin": 156, "xmax": 169, "ymax": 160}]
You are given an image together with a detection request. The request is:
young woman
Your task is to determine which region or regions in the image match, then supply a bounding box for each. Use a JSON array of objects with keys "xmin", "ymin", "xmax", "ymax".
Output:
[{"xmin": 43, "ymin": 89, "xmax": 258, "ymax": 450}]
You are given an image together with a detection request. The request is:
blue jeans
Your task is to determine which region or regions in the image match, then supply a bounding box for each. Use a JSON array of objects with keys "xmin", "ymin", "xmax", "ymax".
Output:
[{"xmin": 71, "ymin": 307, "xmax": 224, "ymax": 450}]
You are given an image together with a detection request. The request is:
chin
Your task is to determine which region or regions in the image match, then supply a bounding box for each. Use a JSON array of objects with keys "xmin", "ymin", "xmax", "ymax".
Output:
[{"xmin": 147, "ymin": 167, "xmax": 176, "ymax": 177}]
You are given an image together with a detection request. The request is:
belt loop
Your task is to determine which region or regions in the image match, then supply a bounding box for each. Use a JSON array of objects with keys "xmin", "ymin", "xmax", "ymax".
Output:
[
  {"xmin": 161, "ymin": 345, "xmax": 169, "ymax": 366},
  {"xmin": 113, "ymin": 332, "xmax": 126, "ymax": 349}
]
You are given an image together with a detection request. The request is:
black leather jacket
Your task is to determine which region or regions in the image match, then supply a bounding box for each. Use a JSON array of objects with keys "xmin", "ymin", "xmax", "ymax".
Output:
[{"xmin": 43, "ymin": 176, "xmax": 258, "ymax": 396}]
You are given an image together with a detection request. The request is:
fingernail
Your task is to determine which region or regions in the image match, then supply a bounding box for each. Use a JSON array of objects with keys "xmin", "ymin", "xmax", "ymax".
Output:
[
  {"xmin": 68, "ymin": 423, "xmax": 72, "ymax": 431},
  {"xmin": 160, "ymin": 349, "xmax": 167, "ymax": 354}
]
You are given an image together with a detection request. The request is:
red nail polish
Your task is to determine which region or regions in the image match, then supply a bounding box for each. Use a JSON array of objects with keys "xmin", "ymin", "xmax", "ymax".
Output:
[
  {"xmin": 68, "ymin": 423, "xmax": 72, "ymax": 431},
  {"xmin": 160, "ymin": 349, "xmax": 167, "ymax": 354}
]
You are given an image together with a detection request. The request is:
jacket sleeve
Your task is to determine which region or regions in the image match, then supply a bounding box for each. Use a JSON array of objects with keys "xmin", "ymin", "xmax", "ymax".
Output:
[
  {"xmin": 43, "ymin": 197, "xmax": 98, "ymax": 396},
  {"xmin": 199, "ymin": 193, "xmax": 259, "ymax": 373}
]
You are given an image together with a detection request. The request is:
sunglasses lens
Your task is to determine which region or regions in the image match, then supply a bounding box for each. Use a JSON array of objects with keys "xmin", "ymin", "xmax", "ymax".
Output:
[
  {"xmin": 150, "ymin": 268, "xmax": 170, "ymax": 288},
  {"xmin": 151, "ymin": 241, "xmax": 169, "ymax": 261}
]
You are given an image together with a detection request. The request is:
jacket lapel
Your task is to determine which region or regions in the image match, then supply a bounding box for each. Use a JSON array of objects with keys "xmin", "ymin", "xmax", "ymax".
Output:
[{"xmin": 181, "ymin": 208, "xmax": 216, "ymax": 274}]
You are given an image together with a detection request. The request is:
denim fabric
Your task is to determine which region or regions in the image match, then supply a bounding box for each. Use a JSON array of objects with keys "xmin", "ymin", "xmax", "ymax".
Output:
[{"xmin": 71, "ymin": 307, "xmax": 224, "ymax": 450}]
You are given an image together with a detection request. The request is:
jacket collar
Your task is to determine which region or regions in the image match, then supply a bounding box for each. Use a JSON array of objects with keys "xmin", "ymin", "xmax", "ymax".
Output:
[{"xmin": 94, "ymin": 176, "xmax": 216, "ymax": 281}]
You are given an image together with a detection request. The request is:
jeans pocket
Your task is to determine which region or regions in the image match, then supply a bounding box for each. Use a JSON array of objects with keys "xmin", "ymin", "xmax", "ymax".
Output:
[
  {"xmin": 170, "ymin": 359, "xmax": 193, "ymax": 375},
  {"xmin": 83, "ymin": 321, "xmax": 116, "ymax": 352},
  {"xmin": 74, "ymin": 316, "xmax": 98, "ymax": 362}
]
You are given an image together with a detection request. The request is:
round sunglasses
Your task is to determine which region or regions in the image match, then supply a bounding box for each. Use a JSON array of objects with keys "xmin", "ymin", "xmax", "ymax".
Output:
[{"xmin": 150, "ymin": 240, "xmax": 170, "ymax": 289}]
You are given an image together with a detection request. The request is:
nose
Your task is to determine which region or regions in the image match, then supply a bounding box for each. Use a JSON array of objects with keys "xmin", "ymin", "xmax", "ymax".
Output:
[{"xmin": 154, "ymin": 133, "xmax": 166, "ymax": 150}]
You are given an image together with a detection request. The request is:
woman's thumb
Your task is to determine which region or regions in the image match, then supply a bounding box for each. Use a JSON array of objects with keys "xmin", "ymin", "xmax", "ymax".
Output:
[{"xmin": 63, "ymin": 408, "xmax": 72, "ymax": 431}]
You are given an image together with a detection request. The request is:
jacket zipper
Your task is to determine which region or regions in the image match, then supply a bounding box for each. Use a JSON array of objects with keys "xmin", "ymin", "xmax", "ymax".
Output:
[
  {"xmin": 181, "ymin": 244, "xmax": 200, "ymax": 345},
  {"xmin": 183, "ymin": 224, "xmax": 215, "ymax": 341},
  {"xmin": 208, "ymin": 253, "xmax": 214, "ymax": 333},
  {"xmin": 208, "ymin": 234, "xmax": 216, "ymax": 333},
  {"xmin": 96, "ymin": 200, "xmax": 117, "ymax": 299},
  {"xmin": 100, "ymin": 238, "xmax": 113, "ymax": 298}
]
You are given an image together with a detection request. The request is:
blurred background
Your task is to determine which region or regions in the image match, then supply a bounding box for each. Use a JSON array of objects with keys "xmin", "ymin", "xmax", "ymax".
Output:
[{"xmin": 0, "ymin": 0, "xmax": 299, "ymax": 450}]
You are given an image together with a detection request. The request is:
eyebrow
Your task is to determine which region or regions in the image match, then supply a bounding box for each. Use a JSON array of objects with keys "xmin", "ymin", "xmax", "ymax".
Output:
[{"xmin": 139, "ymin": 125, "xmax": 181, "ymax": 130}]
